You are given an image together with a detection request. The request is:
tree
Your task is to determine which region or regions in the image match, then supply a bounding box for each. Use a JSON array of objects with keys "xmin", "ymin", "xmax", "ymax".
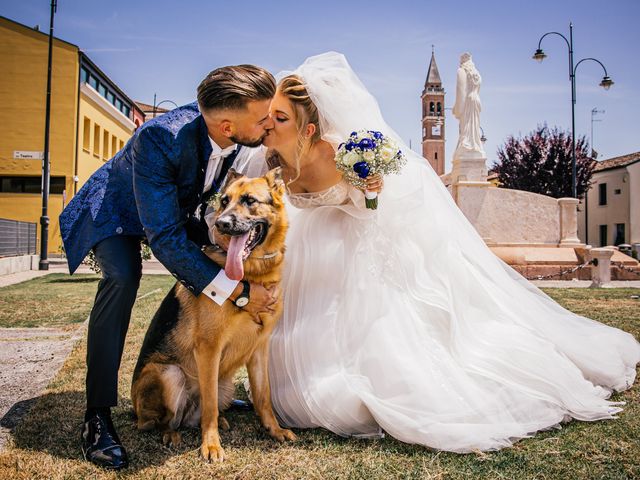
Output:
[{"xmin": 491, "ymin": 125, "xmax": 595, "ymax": 199}]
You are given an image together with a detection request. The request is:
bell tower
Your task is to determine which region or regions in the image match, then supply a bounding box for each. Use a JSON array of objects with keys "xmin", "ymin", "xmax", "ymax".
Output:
[{"xmin": 421, "ymin": 47, "xmax": 445, "ymax": 175}]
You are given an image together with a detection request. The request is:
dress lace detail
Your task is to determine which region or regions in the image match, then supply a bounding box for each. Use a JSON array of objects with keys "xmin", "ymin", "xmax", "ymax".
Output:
[{"xmin": 287, "ymin": 180, "xmax": 350, "ymax": 209}]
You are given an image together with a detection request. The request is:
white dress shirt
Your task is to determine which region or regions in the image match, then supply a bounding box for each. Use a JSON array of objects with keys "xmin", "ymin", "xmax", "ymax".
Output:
[{"xmin": 201, "ymin": 138, "xmax": 267, "ymax": 306}]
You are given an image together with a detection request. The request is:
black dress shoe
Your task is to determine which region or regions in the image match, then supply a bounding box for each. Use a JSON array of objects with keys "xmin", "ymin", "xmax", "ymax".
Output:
[{"xmin": 81, "ymin": 409, "xmax": 129, "ymax": 470}]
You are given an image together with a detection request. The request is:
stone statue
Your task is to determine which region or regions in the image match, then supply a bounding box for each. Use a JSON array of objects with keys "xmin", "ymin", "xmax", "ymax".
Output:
[{"xmin": 452, "ymin": 52, "xmax": 485, "ymax": 159}]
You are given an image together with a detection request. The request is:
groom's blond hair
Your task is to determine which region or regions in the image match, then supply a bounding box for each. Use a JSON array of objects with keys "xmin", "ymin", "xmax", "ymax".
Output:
[{"xmin": 197, "ymin": 65, "xmax": 276, "ymax": 112}]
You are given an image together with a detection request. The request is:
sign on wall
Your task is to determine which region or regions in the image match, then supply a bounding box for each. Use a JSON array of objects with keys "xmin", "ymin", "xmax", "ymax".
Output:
[{"xmin": 13, "ymin": 151, "xmax": 44, "ymax": 160}]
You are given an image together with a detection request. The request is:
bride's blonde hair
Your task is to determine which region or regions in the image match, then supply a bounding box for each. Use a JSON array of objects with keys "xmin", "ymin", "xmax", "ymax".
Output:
[{"xmin": 277, "ymin": 75, "xmax": 322, "ymax": 185}]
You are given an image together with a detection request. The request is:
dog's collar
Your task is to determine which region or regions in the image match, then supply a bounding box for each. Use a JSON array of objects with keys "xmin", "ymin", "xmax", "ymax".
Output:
[{"xmin": 210, "ymin": 244, "xmax": 280, "ymax": 260}]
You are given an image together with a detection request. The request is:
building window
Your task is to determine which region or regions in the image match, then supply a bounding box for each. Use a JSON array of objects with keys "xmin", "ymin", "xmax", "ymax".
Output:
[
  {"xmin": 0, "ymin": 176, "xmax": 65, "ymax": 194},
  {"xmin": 98, "ymin": 83, "xmax": 107, "ymax": 98},
  {"xmin": 599, "ymin": 225, "xmax": 608, "ymax": 247},
  {"xmin": 93, "ymin": 124, "xmax": 101, "ymax": 157},
  {"xmin": 80, "ymin": 67, "xmax": 89, "ymax": 83},
  {"xmin": 614, "ymin": 224, "xmax": 625, "ymax": 246},
  {"xmin": 119, "ymin": 140, "xmax": 124, "ymax": 151},
  {"xmin": 115, "ymin": 98, "xmax": 123, "ymax": 111},
  {"xmin": 598, "ymin": 183, "xmax": 607, "ymax": 205},
  {"xmin": 111, "ymin": 135, "xmax": 117, "ymax": 157},
  {"xmin": 82, "ymin": 117, "xmax": 91, "ymax": 152},
  {"xmin": 614, "ymin": 188, "xmax": 621, "ymax": 195},
  {"xmin": 437, "ymin": 102, "xmax": 442, "ymax": 114},
  {"xmin": 88, "ymin": 74, "xmax": 98, "ymax": 90},
  {"xmin": 106, "ymin": 91, "xmax": 115, "ymax": 105},
  {"xmin": 122, "ymin": 105, "xmax": 131, "ymax": 117},
  {"xmin": 435, "ymin": 152, "xmax": 438, "ymax": 160},
  {"xmin": 429, "ymin": 102, "xmax": 435, "ymax": 114},
  {"xmin": 103, "ymin": 130, "xmax": 110, "ymax": 160}
]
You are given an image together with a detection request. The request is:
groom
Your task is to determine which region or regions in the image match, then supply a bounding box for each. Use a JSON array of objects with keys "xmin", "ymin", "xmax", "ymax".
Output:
[{"xmin": 59, "ymin": 64, "xmax": 276, "ymax": 470}]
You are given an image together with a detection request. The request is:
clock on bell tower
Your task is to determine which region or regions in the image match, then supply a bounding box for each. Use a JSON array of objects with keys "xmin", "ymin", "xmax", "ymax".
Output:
[{"xmin": 421, "ymin": 47, "xmax": 445, "ymax": 175}]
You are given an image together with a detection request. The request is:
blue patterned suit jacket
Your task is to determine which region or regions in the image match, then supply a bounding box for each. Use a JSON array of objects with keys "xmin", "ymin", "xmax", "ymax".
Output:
[{"xmin": 59, "ymin": 102, "xmax": 229, "ymax": 295}]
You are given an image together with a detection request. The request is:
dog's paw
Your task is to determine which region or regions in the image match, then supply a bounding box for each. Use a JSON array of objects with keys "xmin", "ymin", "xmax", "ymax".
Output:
[
  {"xmin": 201, "ymin": 443, "xmax": 225, "ymax": 462},
  {"xmin": 162, "ymin": 431, "xmax": 182, "ymax": 448},
  {"xmin": 269, "ymin": 427, "xmax": 297, "ymax": 442},
  {"xmin": 219, "ymin": 416, "xmax": 230, "ymax": 431}
]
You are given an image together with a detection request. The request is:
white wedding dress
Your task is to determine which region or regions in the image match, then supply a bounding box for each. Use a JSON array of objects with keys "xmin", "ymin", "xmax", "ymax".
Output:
[{"xmin": 267, "ymin": 52, "xmax": 640, "ymax": 453}]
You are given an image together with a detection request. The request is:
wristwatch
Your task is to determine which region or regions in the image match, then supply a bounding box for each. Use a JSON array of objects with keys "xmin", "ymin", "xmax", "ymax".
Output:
[{"xmin": 234, "ymin": 280, "xmax": 250, "ymax": 308}]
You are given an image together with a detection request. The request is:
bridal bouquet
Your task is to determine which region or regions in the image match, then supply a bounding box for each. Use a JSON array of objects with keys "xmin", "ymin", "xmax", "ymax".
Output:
[{"xmin": 335, "ymin": 130, "xmax": 406, "ymax": 209}]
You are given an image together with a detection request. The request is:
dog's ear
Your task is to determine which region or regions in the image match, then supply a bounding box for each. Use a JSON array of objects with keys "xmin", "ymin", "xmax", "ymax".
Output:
[
  {"xmin": 220, "ymin": 168, "xmax": 244, "ymax": 192},
  {"xmin": 264, "ymin": 167, "xmax": 284, "ymax": 192}
]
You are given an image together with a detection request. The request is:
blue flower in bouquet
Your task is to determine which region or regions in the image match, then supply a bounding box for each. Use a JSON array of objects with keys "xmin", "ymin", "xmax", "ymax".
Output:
[
  {"xmin": 358, "ymin": 138, "xmax": 376, "ymax": 150},
  {"xmin": 353, "ymin": 161, "xmax": 370, "ymax": 179},
  {"xmin": 369, "ymin": 130, "xmax": 383, "ymax": 140},
  {"xmin": 345, "ymin": 141, "xmax": 356, "ymax": 151},
  {"xmin": 350, "ymin": 131, "xmax": 358, "ymax": 137}
]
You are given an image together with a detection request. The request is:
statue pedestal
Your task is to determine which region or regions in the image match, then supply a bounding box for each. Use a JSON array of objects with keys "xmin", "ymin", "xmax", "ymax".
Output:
[
  {"xmin": 558, "ymin": 198, "xmax": 582, "ymax": 247},
  {"xmin": 451, "ymin": 150, "xmax": 491, "ymax": 202}
]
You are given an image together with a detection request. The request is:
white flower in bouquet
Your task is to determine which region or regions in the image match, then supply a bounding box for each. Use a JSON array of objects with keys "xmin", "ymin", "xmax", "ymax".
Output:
[{"xmin": 342, "ymin": 150, "xmax": 361, "ymax": 168}]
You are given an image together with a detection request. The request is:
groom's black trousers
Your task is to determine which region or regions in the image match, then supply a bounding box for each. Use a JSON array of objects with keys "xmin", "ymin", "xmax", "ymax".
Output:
[{"xmin": 86, "ymin": 235, "xmax": 142, "ymax": 409}]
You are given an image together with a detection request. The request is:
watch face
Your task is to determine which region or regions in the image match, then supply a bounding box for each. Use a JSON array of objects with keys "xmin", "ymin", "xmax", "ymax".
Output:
[{"xmin": 235, "ymin": 297, "xmax": 249, "ymax": 308}]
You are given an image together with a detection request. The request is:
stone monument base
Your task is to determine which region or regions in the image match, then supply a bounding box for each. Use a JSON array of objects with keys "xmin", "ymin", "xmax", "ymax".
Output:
[{"xmin": 491, "ymin": 245, "xmax": 639, "ymax": 280}]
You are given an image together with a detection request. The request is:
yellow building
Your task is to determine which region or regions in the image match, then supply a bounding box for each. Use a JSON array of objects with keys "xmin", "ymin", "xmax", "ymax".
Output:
[{"xmin": 0, "ymin": 16, "xmax": 143, "ymax": 254}]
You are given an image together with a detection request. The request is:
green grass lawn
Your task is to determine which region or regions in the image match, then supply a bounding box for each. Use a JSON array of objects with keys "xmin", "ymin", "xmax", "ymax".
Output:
[
  {"xmin": 0, "ymin": 274, "xmax": 173, "ymax": 329},
  {"xmin": 0, "ymin": 277, "xmax": 638, "ymax": 479}
]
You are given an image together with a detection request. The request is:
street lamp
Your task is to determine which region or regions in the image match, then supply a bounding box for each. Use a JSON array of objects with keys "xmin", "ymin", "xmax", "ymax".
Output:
[
  {"xmin": 532, "ymin": 22, "xmax": 613, "ymax": 198},
  {"xmin": 39, "ymin": 0, "xmax": 57, "ymax": 271},
  {"xmin": 152, "ymin": 93, "xmax": 178, "ymax": 119}
]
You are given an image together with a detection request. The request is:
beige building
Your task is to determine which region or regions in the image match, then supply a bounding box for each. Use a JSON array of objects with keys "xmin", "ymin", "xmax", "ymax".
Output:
[{"xmin": 577, "ymin": 152, "xmax": 640, "ymax": 247}]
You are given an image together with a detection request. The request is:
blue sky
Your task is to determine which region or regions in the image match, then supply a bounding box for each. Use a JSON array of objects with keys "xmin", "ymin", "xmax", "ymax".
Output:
[{"xmin": 3, "ymin": 0, "xmax": 639, "ymax": 171}]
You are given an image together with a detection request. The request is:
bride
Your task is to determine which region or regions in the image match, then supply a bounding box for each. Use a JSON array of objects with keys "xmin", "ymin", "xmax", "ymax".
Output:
[{"xmin": 261, "ymin": 51, "xmax": 640, "ymax": 453}]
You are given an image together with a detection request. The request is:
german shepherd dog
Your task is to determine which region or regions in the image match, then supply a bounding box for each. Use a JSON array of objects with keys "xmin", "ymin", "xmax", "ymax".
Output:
[{"xmin": 131, "ymin": 167, "xmax": 296, "ymax": 462}]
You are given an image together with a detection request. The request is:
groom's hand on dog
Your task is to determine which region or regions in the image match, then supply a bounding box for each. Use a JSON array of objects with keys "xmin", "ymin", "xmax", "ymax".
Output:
[{"xmin": 232, "ymin": 281, "xmax": 278, "ymax": 322}]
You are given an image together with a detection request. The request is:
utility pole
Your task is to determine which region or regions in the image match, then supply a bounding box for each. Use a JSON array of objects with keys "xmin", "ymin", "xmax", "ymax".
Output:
[{"xmin": 590, "ymin": 108, "xmax": 604, "ymax": 159}]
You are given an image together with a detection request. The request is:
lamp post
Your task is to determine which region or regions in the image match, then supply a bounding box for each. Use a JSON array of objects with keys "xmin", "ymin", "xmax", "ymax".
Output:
[
  {"xmin": 151, "ymin": 93, "xmax": 178, "ymax": 119},
  {"xmin": 590, "ymin": 108, "xmax": 604, "ymax": 159},
  {"xmin": 39, "ymin": 0, "xmax": 57, "ymax": 271},
  {"xmin": 532, "ymin": 22, "xmax": 613, "ymax": 198}
]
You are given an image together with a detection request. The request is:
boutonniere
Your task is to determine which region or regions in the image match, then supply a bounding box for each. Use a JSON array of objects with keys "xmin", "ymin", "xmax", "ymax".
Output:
[{"xmin": 207, "ymin": 191, "xmax": 222, "ymax": 212}]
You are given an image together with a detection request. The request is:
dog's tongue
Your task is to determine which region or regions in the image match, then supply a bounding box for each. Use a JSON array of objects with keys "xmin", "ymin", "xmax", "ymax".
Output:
[{"xmin": 225, "ymin": 231, "xmax": 250, "ymax": 281}]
